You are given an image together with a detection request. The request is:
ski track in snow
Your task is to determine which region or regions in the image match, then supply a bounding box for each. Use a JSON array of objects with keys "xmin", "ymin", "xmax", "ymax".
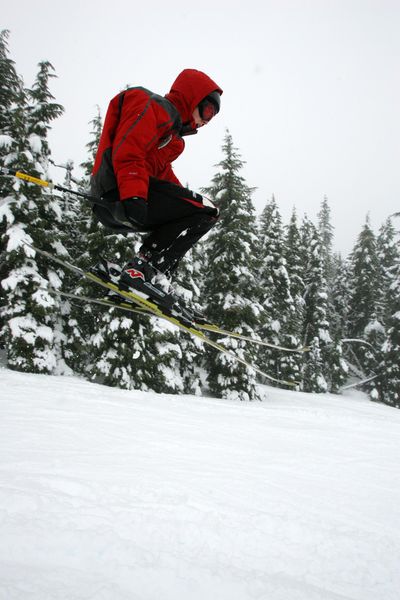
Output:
[{"xmin": 0, "ymin": 367, "xmax": 400, "ymax": 600}]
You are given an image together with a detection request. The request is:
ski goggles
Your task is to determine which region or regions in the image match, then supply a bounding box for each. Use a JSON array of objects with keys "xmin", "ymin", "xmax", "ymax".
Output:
[{"xmin": 198, "ymin": 91, "xmax": 221, "ymax": 122}]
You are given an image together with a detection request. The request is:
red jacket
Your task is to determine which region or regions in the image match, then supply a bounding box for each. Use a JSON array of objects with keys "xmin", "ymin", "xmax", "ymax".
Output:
[{"xmin": 91, "ymin": 69, "xmax": 222, "ymax": 201}]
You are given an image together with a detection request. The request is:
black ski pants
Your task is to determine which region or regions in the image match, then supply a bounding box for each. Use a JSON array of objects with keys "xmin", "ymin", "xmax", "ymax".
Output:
[{"xmin": 95, "ymin": 178, "xmax": 219, "ymax": 274}]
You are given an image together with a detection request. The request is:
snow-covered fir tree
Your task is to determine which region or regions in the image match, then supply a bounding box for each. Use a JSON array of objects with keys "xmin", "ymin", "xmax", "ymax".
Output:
[
  {"xmin": 26, "ymin": 61, "xmax": 63, "ymax": 173},
  {"xmin": 327, "ymin": 340, "xmax": 349, "ymax": 394},
  {"xmin": 202, "ymin": 131, "xmax": 263, "ymax": 401},
  {"xmin": 330, "ymin": 254, "xmax": 351, "ymax": 342},
  {"xmin": 317, "ymin": 195, "xmax": 334, "ymax": 284},
  {"xmin": 86, "ymin": 233, "xmax": 184, "ymax": 393},
  {"xmin": 347, "ymin": 216, "xmax": 382, "ymax": 397},
  {"xmin": 0, "ymin": 30, "xmax": 20, "ymax": 191},
  {"xmin": 282, "ymin": 209, "xmax": 306, "ymax": 387},
  {"xmin": 258, "ymin": 197, "xmax": 299, "ymax": 387},
  {"xmin": 363, "ymin": 313, "xmax": 385, "ymax": 400},
  {"xmin": 80, "ymin": 106, "xmax": 103, "ymax": 181},
  {"xmin": 303, "ymin": 337, "xmax": 328, "ymax": 394},
  {"xmin": 300, "ymin": 220, "xmax": 331, "ymax": 347},
  {"xmin": 174, "ymin": 244, "xmax": 207, "ymax": 394},
  {"xmin": 347, "ymin": 216, "xmax": 380, "ymax": 339},
  {"xmin": 376, "ymin": 217, "xmax": 399, "ymax": 325},
  {"xmin": 301, "ymin": 221, "xmax": 331, "ymax": 392},
  {"xmin": 0, "ymin": 30, "xmax": 22, "ymax": 346},
  {"xmin": 60, "ymin": 108, "xmax": 105, "ymax": 375},
  {"xmin": 380, "ymin": 256, "xmax": 400, "ymax": 408},
  {"xmin": 47, "ymin": 160, "xmax": 89, "ymax": 374},
  {"xmin": 0, "ymin": 44, "xmax": 67, "ymax": 374},
  {"xmin": 26, "ymin": 61, "xmax": 74, "ymax": 373},
  {"xmin": 297, "ymin": 213, "xmax": 314, "ymax": 281},
  {"xmin": 78, "ymin": 105, "xmax": 106, "ymax": 275},
  {"xmin": 284, "ymin": 209, "xmax": 305, "ymax": 312},
  {"xmin": 327, "ymin": 254, "xmax": 353, "ymax": 392}
]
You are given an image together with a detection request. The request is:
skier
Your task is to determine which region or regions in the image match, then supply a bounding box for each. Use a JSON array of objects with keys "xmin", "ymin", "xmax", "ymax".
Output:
[{"xmin": 90, "ymin": 68, "xmax": 223, "ymax": 312}]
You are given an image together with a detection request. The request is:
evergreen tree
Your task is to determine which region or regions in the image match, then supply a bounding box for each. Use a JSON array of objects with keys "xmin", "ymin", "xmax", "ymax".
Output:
[
  {"xmin": 285, "ymin": 209, "xmax": 305, "ymax": 306},
  {"xmin": 49, "ymin": 160, "xmax": 89, "ymax": 374},
  {"xmin": 80, "ymin": 106, "xmax": 103, "ymax": 181},
  {"xmin": 330, "ymin": 254, "xmax": 351, "ymax": 342},
  {"xmin": 297, "ymin": 213, "xmax": 314, "ymax": 281},
  {"xmin": 174, "ymin": 244, "xmax": 206, "ymax": 394},
  {"xmin": 346, "ymin": 217, "xmax": 382, "ymax": 396},
  {"xmin": 0, "ymin": 30, "xmax": 22, "ymax": 346},
  {"xmin": 301, "ymin": 222, "xmax": 331, "ymax": 347},
  {"xmin": 202, "ymin": 131, "xmax": 262, "ymax": 401},
  {"xmin": 258, "ymin": 197, "xmax": 299, "ymax": 386},
  {"xmin": 329, "ymin": 253, "xmax": 352, "ymax": 390},
  {"xmin": 327, "ymin": 339, "xmax": 349, "ymax": 393},
  {"xmin": 347, "ymin": 216, "xmax": 380, "ymax": 339},
  {"xmin": 301, "ymin": 222, "xmax": 331, "ymax": 391},
  {"xmin": 380, "ymin": 258, "xmax": 400, "ymax": 408},
  {"xmin": 317, "ymin": 195, "xmax": 334, "ymax": 283},
  {"xmin": 376, "ymin": 217, "xmax": 399, "ymax": 325},
  {"xmin": 0, "ymin": 30, "xmax": 21, "ymax": 193},
  {"xmin": 78, "ymin": 106, "xmax": 105, "ymax": 271},
  {"xmin": 90, "ymin": 308, "xmax": 185, "ymax": 393},
  {"xmin": 87, "ymin": 233, "xmax": 184, "ymax": 392},
  {"xmin": 0, "ymin": 51, "xmax": 66, "ymax": 373},
  {"xmin": 26, "ymin": 61, "xmax": 64, "ymax": 174},
  {"xmin": 62, "ymin": 108, "xmax": 105, "ymax": 375},
  {"xmin": 303, "ymin": 337, "xmax": 328, "ymax": 393},
  {"xmin": 282, "ymin": 209, "xmax": 306, "ymax": 386},
  {"xmin": 363, "ymin": 313, "xmax": 385, "ymax": 399}
]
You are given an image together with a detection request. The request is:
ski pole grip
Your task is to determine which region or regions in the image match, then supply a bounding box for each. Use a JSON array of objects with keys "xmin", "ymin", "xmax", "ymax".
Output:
[
  {"xmin": 0, "ymin": 167, "xmax": 53, "ymax": 188},
  {"xmin": 15, "ymin": 171, "xmax": 53, "ymax": 188}
]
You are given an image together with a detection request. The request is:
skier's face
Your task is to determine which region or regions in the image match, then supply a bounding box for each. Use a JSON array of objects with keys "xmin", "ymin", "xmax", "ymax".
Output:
[{"xmin": 192, "ymin": 106, "xmax": 209, "ymax": 128}]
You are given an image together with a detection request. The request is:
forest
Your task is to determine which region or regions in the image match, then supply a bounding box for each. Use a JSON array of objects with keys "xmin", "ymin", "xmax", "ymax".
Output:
[{"xmin": 1, "ymin": 30, "xmax": 399, "ymax": 406}]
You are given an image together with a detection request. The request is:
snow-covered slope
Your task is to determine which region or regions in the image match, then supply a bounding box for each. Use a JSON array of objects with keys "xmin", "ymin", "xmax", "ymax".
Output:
[{"xmin": 1, "ymin": 367, "xmax": 400, "ymax": 600}]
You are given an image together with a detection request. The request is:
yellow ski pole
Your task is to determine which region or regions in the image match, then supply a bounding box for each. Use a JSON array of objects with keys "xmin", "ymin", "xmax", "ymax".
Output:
[{"xmin": 0, "ymin": 167, "xmax": 97, "ymax": 201}]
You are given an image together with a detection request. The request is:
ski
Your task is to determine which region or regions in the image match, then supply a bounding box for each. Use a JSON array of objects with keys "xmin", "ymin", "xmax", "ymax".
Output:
[
  {"xmin": 52, "ymin": 288, "xmax": 308, "ymax": 353},
  {"xmin": 339, "ymin": 374, "xmax": 378, "ymax": 391},
  {"xmin": 26, "ymin": 243, "xmax": 299, "ymax": 388},
  {"xmin": 53, "ymin": 288, "xmax": 155, "ymax": 318},
  {"xmin": 200, "ymin": 322, "xmax": 309, "ymax": 353}
]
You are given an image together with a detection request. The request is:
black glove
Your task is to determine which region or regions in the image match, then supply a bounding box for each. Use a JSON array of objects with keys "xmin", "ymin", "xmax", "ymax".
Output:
[{"xmin": 122, "ymin": 197, "xmax": 148, "ymax": 226}]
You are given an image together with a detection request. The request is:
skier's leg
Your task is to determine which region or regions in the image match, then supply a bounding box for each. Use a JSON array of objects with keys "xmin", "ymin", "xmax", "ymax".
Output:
[
  {"xmin": 139, "ymin": 179, "xmax": 219, "ymax": 274},
  {"xmin": 119, "ymin": 179, "xmax": 218, "ymax": 310}
]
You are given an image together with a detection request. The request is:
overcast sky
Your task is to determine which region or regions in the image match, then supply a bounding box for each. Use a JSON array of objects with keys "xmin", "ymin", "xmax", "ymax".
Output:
[{"xmin": 4, "ymin": 0, "xmax": 400, "ymax": 254}]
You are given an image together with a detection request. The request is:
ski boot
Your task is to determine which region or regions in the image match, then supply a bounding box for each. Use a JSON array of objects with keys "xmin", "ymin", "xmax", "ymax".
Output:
[
  {"xmin": 120, "ymin": 252, "xmax": 211, "ymax": 326},
  {"xmin": 119, "ymin": 255, "xmax": 181, "ymax": 313}
]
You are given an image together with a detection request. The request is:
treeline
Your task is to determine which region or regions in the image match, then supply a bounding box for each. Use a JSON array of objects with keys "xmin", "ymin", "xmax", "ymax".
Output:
[{"xmin": 1, "ymin": 30, "xmax": 399, "ymax": 406}]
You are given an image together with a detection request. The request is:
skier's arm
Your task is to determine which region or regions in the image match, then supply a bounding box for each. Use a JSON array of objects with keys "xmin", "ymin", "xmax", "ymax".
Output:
[
  {"xmin": 112, "ymin": 93, "xmax": 158, "ymax": 201},
  {"xmin": 149, "ymin": 135, "xmax": 185, "ymax": 187}
]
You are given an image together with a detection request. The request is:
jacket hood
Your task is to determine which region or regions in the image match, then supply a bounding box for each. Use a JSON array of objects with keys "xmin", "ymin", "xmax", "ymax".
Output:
[{"xmin": 165, "ymin": 69, "xmax": 223, "ymax": 125}]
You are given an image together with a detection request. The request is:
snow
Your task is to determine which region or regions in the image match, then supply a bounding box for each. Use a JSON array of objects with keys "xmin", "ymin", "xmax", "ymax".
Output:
[
  {"xmin": 0, "ymin": 196, "xmax": 15, "ymax": 226},
  {"xmin": 364, "ymin": 319, "xmax": 385, "ymax": 336},
  {"xmin": 318, "ymin": 328, "xmax": 332, "ymax": 343},
  {"xmin": 8, "ymin": 316, "xmax": 54, "ymax": 345},
  {"xmin": 4, "ymin": 222, "xmax": 33, "ymax": 254},
  {"xmin": 1, "ymin": 366, "xmax": 400, "ymax": 600},
  {"xmin": 0, "ymin": 134, "xmax": 13, "ymax": 149},
  {"xmin": 28, "ymin": 133, "xmax": 42, "ymax": 154}
]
